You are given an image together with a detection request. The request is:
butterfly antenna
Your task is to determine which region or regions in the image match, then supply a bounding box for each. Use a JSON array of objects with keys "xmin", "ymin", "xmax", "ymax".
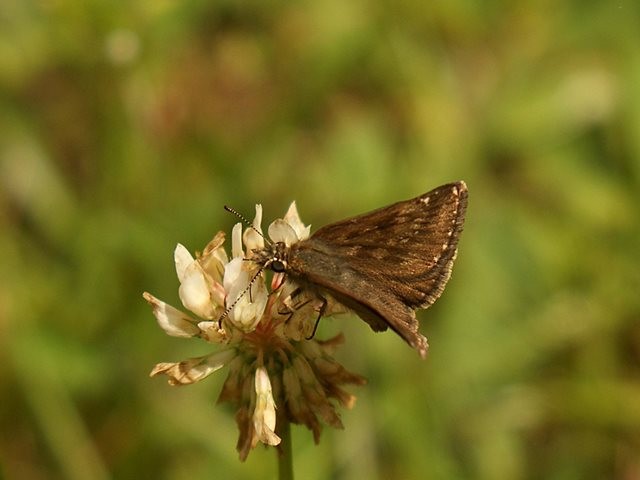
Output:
[
  {"xmin": 217, "ymin": 266, "xmax": 265, "ymax": 327},
  {"xmin": 224, "ymin": 205, "xmax": 271, "ymax": 245}
]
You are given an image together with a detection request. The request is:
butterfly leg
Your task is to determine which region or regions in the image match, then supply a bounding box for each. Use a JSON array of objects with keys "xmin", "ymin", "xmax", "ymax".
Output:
[
  {"xmin": 278, "ymin": 287, "xmax": 314, "ymax": 325},
  {"xmin": 277, "ymin": 287, "xmax": 303, "ymax": 316},
  {"xmin": 280, "ymin": 300, "xmax": 312, "ymax": 327},
  {"xmin": 277, "ymin": 288, "xmax": 327, "ymax": 339},
  {"xmin": 305, "ymin": 295, "xmax": 327, "ymax": 340}
]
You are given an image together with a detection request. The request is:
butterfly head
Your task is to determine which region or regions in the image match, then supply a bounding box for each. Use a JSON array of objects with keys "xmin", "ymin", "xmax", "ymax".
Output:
[{"xmin": 251, "ymin": 241, "xmax": 290, "ymax": 273}]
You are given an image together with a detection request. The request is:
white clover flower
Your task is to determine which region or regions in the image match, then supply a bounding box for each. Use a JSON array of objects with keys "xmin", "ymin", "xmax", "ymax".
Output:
[
  {"xmin": 223, "ymin": 206, "xmax": 270, "ymax": 332},
  {"xmin": 149, "ymin": 348, "xmax": 237, "ymax": 386},
  {"xmin": 144, "ymin": 202, "xmax": 366, "ymax": 461},
  {"xmin": 223, "ymin": 257, "xmax": 268, "ymax": 332},
  {"xmin": 242, "ymin": 204, "xmax": 265, "ymax": 252},
  {"xmin": 284, "ymin": 201, "xmax": 311, "ymax": 240},
  {"xmin": 252, "ymin": 367, "xmax": 281, "ymax": 446}
]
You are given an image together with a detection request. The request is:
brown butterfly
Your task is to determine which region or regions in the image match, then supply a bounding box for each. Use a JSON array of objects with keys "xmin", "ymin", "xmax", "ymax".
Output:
[{"xmin": 243, "ymin": 181, "xmax": 468, "ymax": 358}]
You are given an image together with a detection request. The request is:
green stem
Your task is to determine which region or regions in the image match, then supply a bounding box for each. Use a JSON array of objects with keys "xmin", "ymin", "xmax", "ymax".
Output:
[{"xmin": 277, "ymin": 418, "xmax": 293, "ymax": 480}]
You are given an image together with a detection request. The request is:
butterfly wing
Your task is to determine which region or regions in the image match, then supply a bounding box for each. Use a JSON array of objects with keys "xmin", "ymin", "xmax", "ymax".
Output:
[{"xmin": 287, "ymin": 181, "xmax": 468, "ymax": 357}]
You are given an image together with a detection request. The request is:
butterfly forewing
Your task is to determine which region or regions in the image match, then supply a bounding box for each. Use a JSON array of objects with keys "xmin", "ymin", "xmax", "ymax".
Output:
[{"xmin": 285, "ymin": 181, "xmax": 468, "ymax": 358}]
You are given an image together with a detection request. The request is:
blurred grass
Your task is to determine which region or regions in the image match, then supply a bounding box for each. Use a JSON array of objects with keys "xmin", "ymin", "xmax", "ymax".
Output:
[{"xmin": 1, "ymin": 0, "xmax": 639, "ymax": 479}]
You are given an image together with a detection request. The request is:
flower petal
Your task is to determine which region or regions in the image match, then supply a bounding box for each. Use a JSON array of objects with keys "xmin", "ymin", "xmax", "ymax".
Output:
[
  {"xmin": 149, "ymin": 348, "xmax": 237, "ymax": 385},
  {"xmin": 243, "ymin": 204, "xmax": 264, "ymax": 252},
  {"xmin": 268, "ymin": 219, "xmax": 298, "ymax": 246},
  {"xmin": 179, "ymin": 262, "xmax": 218, "ymax": 319},
  {"xmin": 197, "ymin": 321, "xmax": 228, "ymax": 343},
  {"xmin": 223, "ymin": 258, "xmax": 268, "ymax": 331},
  {"xmin": 282, "ymin": 365, "xmax": 322, "ymax": 442},
  {"xmin": 199, "ymin": 231, "xmax": 228, "ymax": 281},
  {"xmin": 231, "ymin": 282, "xmax": 268, "ymax": 331},
  {"xmin": 284, "ymin": 201, "xmax": 311, "ymax": 240},
  {"xmin": 232, "ymin": 223, "xmax": 244, "ymax": 258},
  {"xmin": 143, "ymin": 292, "xmax": 201, "ymax": 337},
  {"xmin": 174, "ymin": 243, "xmax": 195, "ymax": 283},
  {"xmin": 223, "ymin": 257, "xmax": 245, "ymax": 291},
  {"xmin": 253, "ymin": 367, "xmax": 281, "ymax": 446},
  {"xmin": 292, "ymin": 356, "xmax": 343, "ymax": 428}
]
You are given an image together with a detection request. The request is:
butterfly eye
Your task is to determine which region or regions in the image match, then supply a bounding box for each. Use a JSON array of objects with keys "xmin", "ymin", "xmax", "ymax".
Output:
[{"xmin": 271, "ymin": 260, "xmax": 286, "ymax": 272}]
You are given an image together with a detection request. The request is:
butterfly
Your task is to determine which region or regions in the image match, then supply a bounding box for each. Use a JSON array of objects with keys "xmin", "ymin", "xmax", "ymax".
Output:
[{"xmin": 243, "ymin": 181, "xmax": 468, "ymax": 358}]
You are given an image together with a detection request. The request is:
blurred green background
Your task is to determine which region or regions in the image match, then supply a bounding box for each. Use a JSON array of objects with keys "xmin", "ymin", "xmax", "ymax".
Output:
[{"xmin": 1, "ymin": 1, "xmax": 639, "ymax": 479}]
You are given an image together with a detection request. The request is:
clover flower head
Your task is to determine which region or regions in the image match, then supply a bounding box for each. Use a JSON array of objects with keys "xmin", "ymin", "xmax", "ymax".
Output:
[{"xmin": 144, "ymin": 202, "xmax": 366, "ymax": 460}]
